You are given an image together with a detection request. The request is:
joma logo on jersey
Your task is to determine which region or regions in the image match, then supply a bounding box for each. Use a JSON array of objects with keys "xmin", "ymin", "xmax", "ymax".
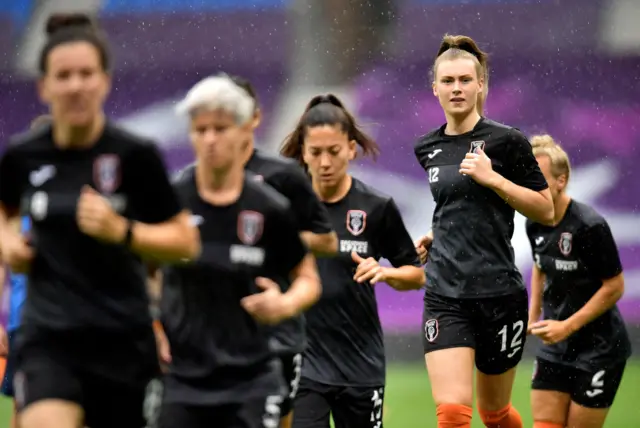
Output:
[
  {"xmin": 469, "ymin": 140, "xmax": 485, "ymax": 154},
  {"xmin": 230, "ymin": 245, "xmax": 265, "ymax": 266},
  {"xmin": 340, "ymin": 240, "xmax": 368, "ymax": 254},
  {"xmin": 346, "ymin": 210, "xmax": 367, "ymax": 236},
  {"xmin": 93, "ymin": 154, "xmax": 121, "ymax": 194},
  {"xmin": 559, "ymin": 232, "xmax": 572, "ymax": 256},
  {"xmin": 238, "ymin": 211, "xmax": 264, "ymax": 245}
]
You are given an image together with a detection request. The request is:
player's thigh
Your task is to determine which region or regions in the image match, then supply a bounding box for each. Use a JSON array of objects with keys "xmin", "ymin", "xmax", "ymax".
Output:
[
  {"xmin": 13, "ymin": 360, "xmax": 84, "ymax": 428},
  {"xmin": 422, "ymin": 291, "xmax": 475, "ymax": 406},
  {"xmin": 332, "ymin": 385, "xmax": 385, "ymax": 428},
  {"xmin": 82, "ymin": 374, "xmax": 150, "ymax": 428},
  {"xmin": 569, "ymin": 360, "xmax": 626, "ymax": 416},
  {"xmin": 565, "ymin": 402, "xmax": 609, "ymax": 428},
  {"xmin": 292, "ymin": 378, "xmax": 333, "ymax": 428},
  {"xmin": 278, "ymin": 352, "xmax": 303, "ymax": 418},
  {"xmin": 474, "ymin": 289, "xmax": 528, "ymax": 376},
  {"xmin": 530, "ymin": 358, "xmax": 573, "ymax": 425}
]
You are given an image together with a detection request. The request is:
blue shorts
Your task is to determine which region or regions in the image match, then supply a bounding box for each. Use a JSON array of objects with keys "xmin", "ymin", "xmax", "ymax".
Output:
[{"xmin": 1, "ymin": 330, "xmax": 17, "ymax": 397}]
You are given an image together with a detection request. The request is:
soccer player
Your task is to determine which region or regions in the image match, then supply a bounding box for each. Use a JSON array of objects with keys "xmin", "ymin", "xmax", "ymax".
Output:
[
  {"xmin": 0, "ymin": 115, "xmax": 51, "ymax": 428},
  {"xmin": 526, "ymin": 135, "xmax": 630, "ymax": 428},
  {"xmin": 281, "ymin": 94, "xmax": 425, "ymax": 428},
  {"xmin": 158, "ymin": 74, "xmax": 321, "ymax": 428},
  {"xmin": 0, "ymin": 13, "xmax": 199, "ymax": 428},
  {"xmin": 413, "ymin": 34, "xmax": 554, "ymax": 428},
  {"xmin": 233, "ymin": 75, "xmax": 337, "ymax": 428}
]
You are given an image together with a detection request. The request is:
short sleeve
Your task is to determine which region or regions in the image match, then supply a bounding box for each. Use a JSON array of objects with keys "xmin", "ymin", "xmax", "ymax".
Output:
[
  {"xmin": 506, "ymin": 131, "xmax": 549, "ymax": 191},
  {"xmin": 377, "ymin": 198, "xmax": 421, "ymax": 268},
  {"xmin": 0, "ymin": 148, "xmax": 25, "ymax": 210},
  {"xmin": 128, "ymin": 143, "xmax": 183, "ymax": 224},
  {"xmin": 578, "ymin": 222, "xmax": 623, "ymax": 280},
  {"xmin": 279, "ymin": 167, "xmax": 333, "ymax": 234},
  {"xmin": 269, "ymin": 206, "xmax": 309, "ymax": 276}
]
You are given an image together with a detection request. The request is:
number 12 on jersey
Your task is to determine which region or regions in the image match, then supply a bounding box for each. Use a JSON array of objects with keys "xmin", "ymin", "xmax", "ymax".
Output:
[{"xmin": 498, "ymin": 321, "xmax": 524, "ymax": 358}]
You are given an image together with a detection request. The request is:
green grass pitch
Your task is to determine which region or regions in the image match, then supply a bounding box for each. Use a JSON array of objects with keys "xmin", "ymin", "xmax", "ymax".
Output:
[{"xmin": 0, "ymin": 360, "xmax": 637, "ymax": 427}]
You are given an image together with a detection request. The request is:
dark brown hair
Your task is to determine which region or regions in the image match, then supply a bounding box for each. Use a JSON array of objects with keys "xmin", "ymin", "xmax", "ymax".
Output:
[
  {"xmin": 39, "ymin": 13, "xmax": 111, "ymax": 74},
  {"xmin": 229, "ymin": 75, "xmax": 259, "ymax": 110},
  {"xmin": 433, "ymin": 34, "xmax": 489, "ymax": 115},
  {"xmin": 280, "ymin": 94, "xmax": 379, "ymax": 167}
]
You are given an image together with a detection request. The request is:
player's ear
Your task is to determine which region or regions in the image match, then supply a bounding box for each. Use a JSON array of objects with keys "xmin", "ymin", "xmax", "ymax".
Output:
[
  {"xmin": 37, "ymin": 77, "xmax": 50, "ymax": 104},
  {"xmin": 251, "ymin": 109, "xmax": 262, "ymax": 130},
  {"xmin": 432, "ymin": 81, "xmax": 438, "ymax": 97},
  {"xmin": 557, "ymin": 174, "xmax": 568, "ymax": 191},
  {"xmin": 348, "ymin": 140, "xmax": 357, "ymax": 161}
]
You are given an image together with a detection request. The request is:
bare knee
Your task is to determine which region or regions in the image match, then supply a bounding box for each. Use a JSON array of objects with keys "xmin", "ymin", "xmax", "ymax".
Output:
[
  {"xmin": 425, "ymin": 347, "xmax": 474, "ymax": 407},
  {"xmin": 18, "ymin": 399, "xmax": 83, "ymax": 428},
  {"xmin": 476, "ymin": 367, "xmax": 517, "ymax": 411},
  {"xmin": 530, "ymin": 390, "xmax": 570, "ymax": 426}
]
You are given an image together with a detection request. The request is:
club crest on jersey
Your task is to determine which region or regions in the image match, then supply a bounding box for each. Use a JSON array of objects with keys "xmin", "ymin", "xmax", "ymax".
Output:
[
  {"xmin": 252, "ymin": 174, "xmax": 264, "ymax": 182},
  {"xmin": 469, "ymin": 140, "xmax": 485, "ymax": 154},
  {"xmin": 93, "ymin": 154, "xmax": 121, "ymax": 194},
  {"xmin": 238, "ymin": 210, "xmax": 264, "ymax": 245},
  {"xmin": 346, "ymin": 210, "xmax": 367, "ymax": 236},
  {"xmin": 425, "ymin": 319, "xmax": 438, "ymax": 342},
  {"xmin": 559, "ymin": 232, "xmax": 572, "ymax": 256}
]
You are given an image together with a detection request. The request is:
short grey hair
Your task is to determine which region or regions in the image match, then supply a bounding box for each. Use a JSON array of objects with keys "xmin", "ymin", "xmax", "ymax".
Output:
[{"xmin": 175, "ymin": 74, "xmax": 255, "ymax": 125}]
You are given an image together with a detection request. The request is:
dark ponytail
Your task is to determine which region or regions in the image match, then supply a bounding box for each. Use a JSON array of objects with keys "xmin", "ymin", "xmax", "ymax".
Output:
[
  {"xmin": 39, "ymin": 13, "xmax": 111, "ymax": 74},
  {"xmin": 280, "ymin": 94, "xmax": 379, "ymax": 168}
]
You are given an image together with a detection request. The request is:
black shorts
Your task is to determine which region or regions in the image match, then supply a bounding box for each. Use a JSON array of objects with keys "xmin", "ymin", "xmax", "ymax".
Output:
[
  {"xmin": 278, "ymin": 352, "xmax": 303, "ymax": 416},
  {"xmin": 531, "ymin": 357, "xmax": 626, "ymax": 409},
  {"xmin": 14, "ymin": 326, "xmax": 159, "ymax": 428},
  {"xmin": 1, "ymin": 330, "xmax": 18, "ymax": 397},
  {"xmin": 422, "ymin": 289, "xmax": 528, "ymax": 375},
  {"xmin": 292, "ymin": 377, "xmax": 384, "ymax": 428},
  {"xmin": 159, "ymin": 395, "xmax": 283, "ymax": 428}
]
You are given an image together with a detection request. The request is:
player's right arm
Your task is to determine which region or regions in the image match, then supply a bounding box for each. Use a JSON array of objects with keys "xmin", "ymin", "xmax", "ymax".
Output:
[{"xmin": 528, "ymin": 263, "xmax": 545, "ymax": 334}]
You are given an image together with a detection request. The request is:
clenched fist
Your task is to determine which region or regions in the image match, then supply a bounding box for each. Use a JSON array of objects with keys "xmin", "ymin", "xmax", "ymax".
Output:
[{"xmin": 76, "ymin": 185, "xmax": 126, "ymax": 243}]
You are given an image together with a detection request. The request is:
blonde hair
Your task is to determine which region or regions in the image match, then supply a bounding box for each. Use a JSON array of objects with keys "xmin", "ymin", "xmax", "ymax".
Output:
[
  {"xmin": 531, "ymin": 134, "xmax": 571, "ymax": 182},
  {"xmin": 433, "ymin": 34, "xmax": 489, "ymax": 115}
]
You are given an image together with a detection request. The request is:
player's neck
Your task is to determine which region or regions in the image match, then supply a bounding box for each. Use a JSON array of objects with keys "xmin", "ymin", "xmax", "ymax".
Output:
[
  {"xmin": 52, "ymin": 112, "xmax": 106, "ymax": 150},
  {"xmin": 195, "ymin": 162, "xmax": 244, "ymax": 206},
  {"xmin": 553, "ymin": 192, "xmax": 572, "ymax": 225},
  {"xmin": 242, "ymin": 137, "xmax": 256, "ymax": 166},
  {"xmin": 313, "ymin": 174, "xmax": 352, "ymax": 203},
  {"xmin": 444, "ymin": 111, "xmax": 481, "ymax": 136}
]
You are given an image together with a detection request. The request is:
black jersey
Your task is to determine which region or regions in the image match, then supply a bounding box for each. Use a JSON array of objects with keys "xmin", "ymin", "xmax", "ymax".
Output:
[
  {"xmin": 302, "ymin": 178, "xmax": 420, "ymax": 386},
  {"xmin": 161, "ymin": 168, "xmax": 308, "ymax": 405},
  {"xmin": 245, "ymin": 148, "xmax": 334, "ymax": 354},
  {"xmin": 526, "ymin": 200, "xmax": 631, "ymax": 371},
  {"xmin": 414, "ymin": 118, "xmax": 548, "ymax": 299},
  {"xmin": 0, "ymin": 123, "xmax": 182, "ymax": 330}
]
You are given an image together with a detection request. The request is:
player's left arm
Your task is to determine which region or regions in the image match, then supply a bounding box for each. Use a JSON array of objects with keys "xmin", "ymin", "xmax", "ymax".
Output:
[
  {"xmin": 564, "ymin": 221, "xmax": 624, "ymax": 334},
  {"xmin": 370, "ymin": 198, "xmax": 425, "ymax": 291},
  {"xmin": 281, "ymin": 168, "xmax": 338, "ymax": 257},
  {"xmin": 241, "ymin": 207, "xmax": 321, "ymax": 323},
  {"xmin": 477, "ymin": 131, "xmax": 554, "ymax": 225}
]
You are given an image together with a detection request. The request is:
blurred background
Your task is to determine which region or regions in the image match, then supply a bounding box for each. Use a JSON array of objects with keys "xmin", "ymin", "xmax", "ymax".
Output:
[{"xmin": 1, "ymin": 0, "xmax": 639, "ymax": 426}]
